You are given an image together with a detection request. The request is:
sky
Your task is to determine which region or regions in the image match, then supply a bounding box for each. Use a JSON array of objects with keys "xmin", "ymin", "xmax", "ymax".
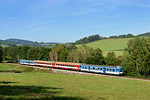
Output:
[{"xmin": 0, "ymin": 0, "xmax": 150, "ymax": 43}]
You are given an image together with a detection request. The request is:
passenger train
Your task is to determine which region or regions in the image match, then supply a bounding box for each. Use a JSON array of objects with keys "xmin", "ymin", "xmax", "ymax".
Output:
[{"xmin": 20, "ymin": 60, "xmax": 123, "ymax": 75}]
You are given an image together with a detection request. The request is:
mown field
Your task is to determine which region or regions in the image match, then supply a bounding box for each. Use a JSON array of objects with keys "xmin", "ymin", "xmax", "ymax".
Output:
[
  {"xmin": 0, "ymin": 63, "xmax": 22, "ymax": 71},
  {"xmin": 76, "ymin": 38, "xmax": 132, "ymax": 57},
  {"xmin": 1, "ymin": 44, "xmax": 9, "ymax": 48},
  {"xmin": 0, "ymin": 63, "xmax": 150, "ymax": 100}
]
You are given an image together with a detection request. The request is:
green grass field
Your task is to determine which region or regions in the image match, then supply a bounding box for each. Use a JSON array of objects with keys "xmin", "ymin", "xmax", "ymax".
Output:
[
  {"xmin": 0, "ymin": 64, "xmax": 150, "ymax": 100},
  {"xmin": 76, "ymin": 38, "xmax": 132, "ymax": 57},
  {"xmin": 0, "ymin": 63, "xmax": 22, "ymax": 71},
  {"xmin": 1, "ymin": 44, "xmax": 9, "ymax": 48}
]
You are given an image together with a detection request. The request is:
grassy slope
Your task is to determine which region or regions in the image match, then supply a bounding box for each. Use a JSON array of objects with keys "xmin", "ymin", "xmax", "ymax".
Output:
[
  {"xmin": 0, "ymin": 71, "xmax": 150, "ymax": 99},
  {"xmin": 0, "ymin": 63, "xmax": 22, "ymax": 71},
  {"xmin": 76, "ymin": 38, "xmax": 132, "ymax": 57},
  {"xmin": 1, "ymin": 44, "xmax": 9, "ymax": 48}
]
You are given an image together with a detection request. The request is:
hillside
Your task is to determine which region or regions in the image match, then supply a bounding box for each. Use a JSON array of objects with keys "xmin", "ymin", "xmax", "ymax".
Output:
[
  {"xmin": 76, "ymin": 38, "xmax": 132, "ymax": 57},
  {"xmin": 0, "ymin": 38, "xmax": 55, "ymax": 47},
  {"xmin": 138, "ymin": 32, "xmax": 150, "ymax": 37}
]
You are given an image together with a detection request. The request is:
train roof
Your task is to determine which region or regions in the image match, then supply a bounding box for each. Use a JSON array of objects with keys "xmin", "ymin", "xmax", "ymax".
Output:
[
  {"xmin": 81, "ymin": 64, "xmax": 122, "ymax": 68},
  {"xmin": 55, "ymin": 61, "xmax": 81, "ymax": 65},
  {"xmin": 20, "ymin": 60, "xmax": 34, "ymax": 62},
  {"xmin": 35, "ymin": 60, "xmax": 53, "ymax": 63}
]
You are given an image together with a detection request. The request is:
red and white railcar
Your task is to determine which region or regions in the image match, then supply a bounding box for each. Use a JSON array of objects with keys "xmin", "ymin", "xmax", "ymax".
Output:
[
  {"xmin": 55, "ymin": 62, "xmax": 81, "ymax": 70},
  {"xmin": 34, "ymin": 60, "xmax": 81, "ymax": 70},
  {"xmin": 34, "ymin": 60, "xmax": 54, "ymax": 67}
]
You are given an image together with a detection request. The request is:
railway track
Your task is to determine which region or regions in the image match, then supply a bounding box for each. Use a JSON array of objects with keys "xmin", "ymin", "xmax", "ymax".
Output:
[
  {"xmin": 30, "ymin": 65, "xmax": 150, "ymax": 82},
  {"xmin": 7, "ymin": 63, "xmax": 150, "ymax": 82}
]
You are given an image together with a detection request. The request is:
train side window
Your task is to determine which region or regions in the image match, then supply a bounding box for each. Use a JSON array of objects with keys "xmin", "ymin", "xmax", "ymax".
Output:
[
  {"xmin": 91, "ymin": 67, "xmax": 92, "ymax": 69},
  {"xmin": 95, "ymin": 67, "xmax": 97, "ymax": 70},
  {"xmin": 85, "ymin": 67, "xmax": 86, "ymax": 69},
  {"xmin": 107, "ymin": 69, "xmax": 109, "ymax": 71},
  {"xmin": 93, "ymin": 67, "xmax": 95, "ymax": 69},
  {"xmin": 113, "ymin": 69, "xmax": 115, "ymax": 71},
  {"xmin": 110, "ymin": 69, "xmax": 112, "ymax": 71},
  {"xmin": 101, "ymin": 68, "xmax": 102, "ymax": 70},
  {"xmin": 98, "ymin": 68, "xmax": 100, "ymax": 70}
]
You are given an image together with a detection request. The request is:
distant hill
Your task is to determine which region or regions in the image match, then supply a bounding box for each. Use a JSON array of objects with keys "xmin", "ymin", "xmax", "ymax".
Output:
[
  {"xmin": 0, "ymin": 31, "xmax": 150, "ymax": 48},
  {"xmin": 137, "ymin": 32, "xmax": 150, "ymax": 37},
  {"xmin": 0, "ymin": 38, "xmax": 56, "ymax": 47}
]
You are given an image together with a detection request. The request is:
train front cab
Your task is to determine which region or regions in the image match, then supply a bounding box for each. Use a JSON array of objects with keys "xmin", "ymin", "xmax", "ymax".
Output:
[
  {"xmin": 116, "ymin": 67, "xmax": 123, "ymax": 75},
  {"xmin": 105, "ymin": 66, "xmax": 123, "ymax": 75}
]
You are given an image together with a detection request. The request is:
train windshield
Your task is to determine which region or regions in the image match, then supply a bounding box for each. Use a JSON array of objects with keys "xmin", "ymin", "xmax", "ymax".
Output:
[{"xmin": 120, "ymin": 68, "xmax": 123, "ymax": 72}]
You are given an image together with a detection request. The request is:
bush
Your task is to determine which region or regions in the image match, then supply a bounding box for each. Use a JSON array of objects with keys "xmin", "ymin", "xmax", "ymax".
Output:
[
  {"xmin": 23, "ymin": 67, "xmax": 35, "ymax": 72},
  {"xmin": 0, "ymin": 70, "xmax": 22, "ymax": 73}
]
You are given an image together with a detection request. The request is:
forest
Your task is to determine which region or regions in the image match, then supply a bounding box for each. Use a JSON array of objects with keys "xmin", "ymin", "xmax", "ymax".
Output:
[{"xmin": 0, "ymin": 36, "xmax": 150, "ymax": 78}]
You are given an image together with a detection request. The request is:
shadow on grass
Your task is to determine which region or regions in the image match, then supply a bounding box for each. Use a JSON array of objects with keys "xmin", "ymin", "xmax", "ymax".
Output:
[
  {"xmin": 107, "ymin": 49, "xmax": 126, "ymax": 51},
  {"xmin": 0, "ymin": 97, "xmax": 86, "ymax": 100},
  {"xmin": 0, "ymin": 81, "xmax": 19, "ymax": 84},
  {"xmin": 0, "ymin": 85, "xmax": 61, "ymax": 96},
  {"xmin": 0, "ymin": 85, "xmax": 86, "ymax": 100}
]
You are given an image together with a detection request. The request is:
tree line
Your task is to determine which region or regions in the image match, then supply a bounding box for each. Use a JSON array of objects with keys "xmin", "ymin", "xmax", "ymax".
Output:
[
  {"xmin": 109, "ymin": 33, "xmax": 135, "ymax": 38},
  {"xmin": 1, "ymin": 46, "xmax": 52, "ymax": 63},
  {"xmin": 75, "ymin": 34, "xmax": 101, "ymax": 44},
  {"xmin": 0, "ymin": 36, "xmax": 150, "ymax": 78}
]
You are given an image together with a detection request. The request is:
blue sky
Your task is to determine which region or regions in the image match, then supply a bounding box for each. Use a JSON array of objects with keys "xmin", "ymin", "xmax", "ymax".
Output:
[{"xmin": 0, "ymin": 0, "xmax": 150, "ymax": 43}]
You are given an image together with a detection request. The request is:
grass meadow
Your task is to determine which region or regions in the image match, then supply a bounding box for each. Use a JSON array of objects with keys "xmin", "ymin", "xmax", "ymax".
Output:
[
  {"xmin": 0, "ymin": 63, "xmax": 22, "ymax": 71},
  {"xmin": 1, "ymin": 44, "xmax": 9, "ymax": 48},
  {"xmin": 76, "ymin": 38, "xmax": 132, "ymax": 57},
  {"xmin": 0, "ymin": 63, "xmax": 150, "ymax": 100}
]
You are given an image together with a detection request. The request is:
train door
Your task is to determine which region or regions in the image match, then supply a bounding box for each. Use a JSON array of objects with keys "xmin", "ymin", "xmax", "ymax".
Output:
[
  {"xmin": 88, "ymin": 66, "xmax": 90, "ymax": 72},
  {"xmin": 28, "ymin": 61, "xmax": 30, "ymax": 66},
  {"xmin": 103, "ymin": 68, "xmax": 106, "ymax": 74},
  {"xmin": 78, "ymin": 65, "xmax": 80, "ymax": 71},
  {"xmin": 52, "ymin": 63, "xmax": 55, "ymax": 68}
]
